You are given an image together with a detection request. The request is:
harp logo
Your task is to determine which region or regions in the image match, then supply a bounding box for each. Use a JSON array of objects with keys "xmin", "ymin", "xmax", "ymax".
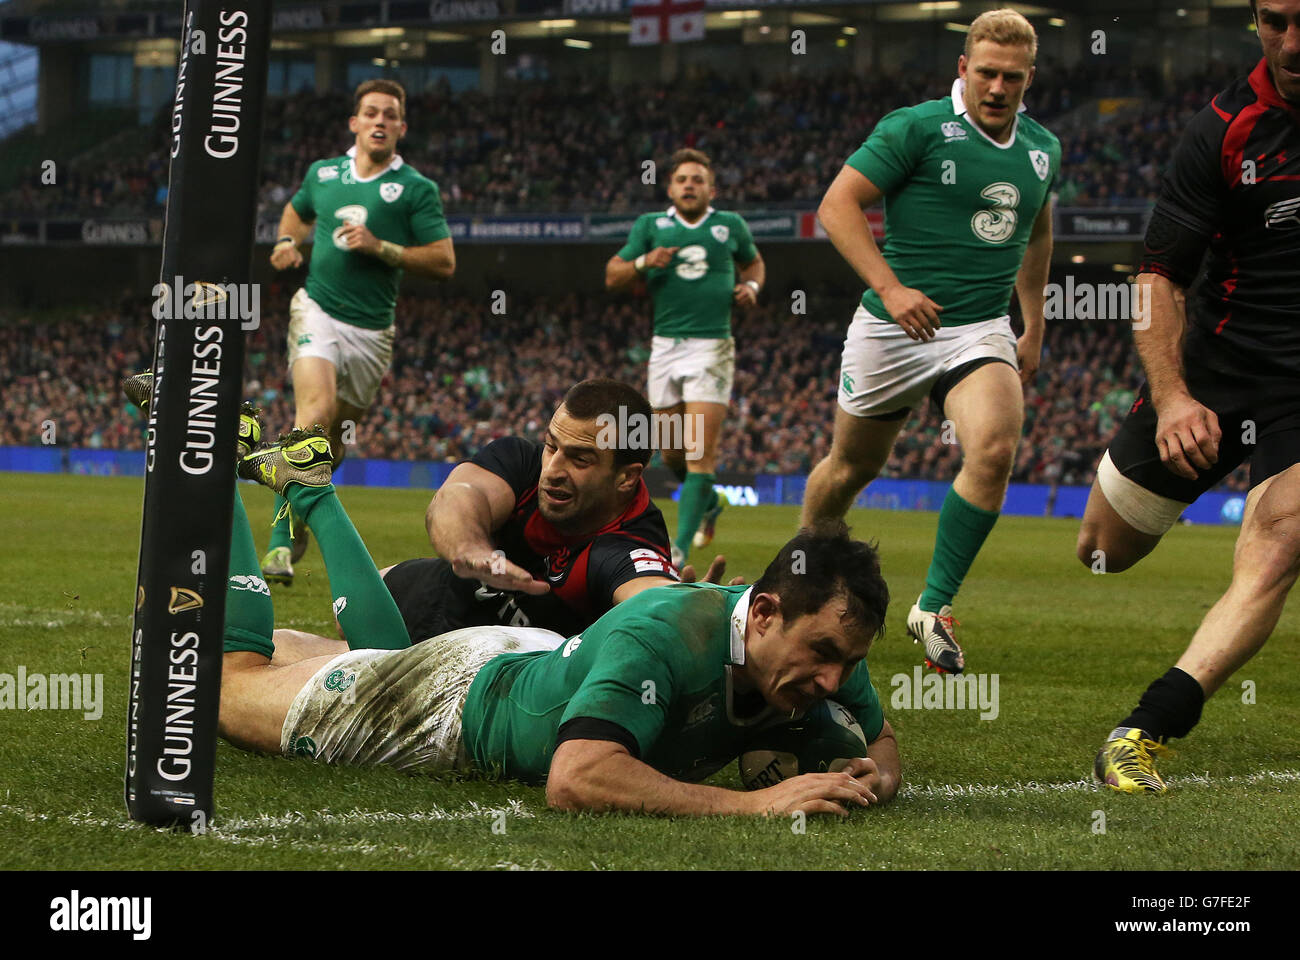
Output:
[{"xmin": 167, "ymin": 587, "xmax": 203, "ymax": 614}]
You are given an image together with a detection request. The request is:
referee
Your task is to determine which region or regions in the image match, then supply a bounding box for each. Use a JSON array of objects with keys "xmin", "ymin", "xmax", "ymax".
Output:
[{"xmin": 1084, "ymin": 0, "xmax": 1300, "ymax": 792}]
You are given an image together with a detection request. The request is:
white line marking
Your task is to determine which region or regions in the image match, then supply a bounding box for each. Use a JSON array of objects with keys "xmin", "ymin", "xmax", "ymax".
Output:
[{"xmin": 900, "ymin": 768, "xmax": 1300, "ymax": 799}]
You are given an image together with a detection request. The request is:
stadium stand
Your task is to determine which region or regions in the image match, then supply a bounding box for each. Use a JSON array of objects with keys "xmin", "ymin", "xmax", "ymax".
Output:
[{"xmin": 0, "ymin": 286, "xmax": 1251, "ymax": 491}]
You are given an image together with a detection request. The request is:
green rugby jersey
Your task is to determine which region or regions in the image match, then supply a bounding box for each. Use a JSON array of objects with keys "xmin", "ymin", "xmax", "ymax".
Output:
[
  {"xmin": 460, "ymin": 583, "xmax": 884, "ymax": 785},
  {"xmin": 290, "ymin": 148, "xmax": 450, "ymax": 329},
  {"xmin": 617, "ymin": 207, "xmax": 759, "ymax": 338},
  {"xmin": 847, "ymin": 78, "xmax": 1060, "ymax": 326}
]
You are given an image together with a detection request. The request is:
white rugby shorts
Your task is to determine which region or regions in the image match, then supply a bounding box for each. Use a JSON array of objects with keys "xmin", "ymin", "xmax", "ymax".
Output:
[
  {"xmin": 647, "ymin": 335, "xmax": 735, "ymax": 409},
  {"xmin": 280, "ymin": 626, "xmax": 564, "ymax": 772},
  {"xmin": 287, "ymin": 287, "xmax": 395, "ymax": 409},
  {"xmin": 837, "ymin": 305, "xmax": 1018, "ymax": 418}
]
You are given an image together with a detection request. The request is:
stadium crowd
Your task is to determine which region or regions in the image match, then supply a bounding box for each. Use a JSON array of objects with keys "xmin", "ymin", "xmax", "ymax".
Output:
[
  {"xmin": 0, "ymin": 287, "xmax": 1250, "ymax": 492},
  {"xmin": 1, "ymin": 60, "xmax": 1252, "ymax": 220}
]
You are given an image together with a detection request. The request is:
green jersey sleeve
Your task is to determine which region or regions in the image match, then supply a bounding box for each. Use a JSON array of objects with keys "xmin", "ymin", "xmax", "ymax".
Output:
[
  {"xmin": 846, "ymin": 106, "xmax": 924, "ymax": 195},
  {"xmin": 560, "ymin": 619, "xmax": 678, "ymax": 757},
  {"xmin": 616, "ymin": 215, "xmax": 653, "ymax": 261},
  {"xmin": 833, "ymin": 663, "xmax": 885, "ymax": 742},
  {"xmin": 290, "ymin": 163, "xmax": 317, "ymax": 221},
  {"xmin": 734, "ymin": 215, "xmax": 758, "ymax": 264},
  {"xmin": 410, "ymin": 179, "xmax": 451, "ymax": 244}
]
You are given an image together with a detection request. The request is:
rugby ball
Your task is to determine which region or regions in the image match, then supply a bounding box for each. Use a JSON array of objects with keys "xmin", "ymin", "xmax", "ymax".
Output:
[{"xmin": 739, "ymin": 699, "xmax": 869, "ymax": 790}]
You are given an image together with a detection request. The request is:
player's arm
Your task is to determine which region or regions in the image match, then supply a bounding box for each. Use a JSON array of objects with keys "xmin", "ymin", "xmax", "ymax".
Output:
[
  {"xmin": 1134, "ymin": 103, "xmax": 1228, "ymax": 479},
  {"xmin": 861, "ymin": 718, "xmax": 900, "ymax": 803},
  {"xmin": 336, "ymin": 228, "xmax": 456, "ymax": 279},
  {"xmin": 385, "ymin": 237, "xmax": 455, "ymax": 279},
  {"xmin": 611, "ymin": 555, "xmax": 738, "ymax": 604},
  {"xmin": 547, "ymin": 739, "xmax": 878, "ymax": 817},
  {"xmin": 606, "ymin": 216, "xmax": 677, "ymax": 291},
  {"xmin": 605, "ymin": 247, "xmax": 680, "ymax": 291},
  {"xmin": 732, "ymin": 253, "xmax": 765, "ymax": 308},
  {"xmin": 427, "ymin": 462, "xmax": 548, "ymax": 595},
  {"xmin": 1012, "ymin": 198, "xmax": 1053, "ymax": 385},
  {"xmin": 818, "ymin": 164, "xmax": 941, "ymax": 341},
  {"xmin": 270, "ymin": 201, "xmax": 312, "ymax": 270}
]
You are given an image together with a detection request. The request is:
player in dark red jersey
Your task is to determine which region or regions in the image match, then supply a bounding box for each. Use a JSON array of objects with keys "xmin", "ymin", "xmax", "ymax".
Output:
[
  {"xmin": 379, "ymin": 378, "xmax": 730, "ymax": 643},
  {"xmin": 1080, "ymin": 0, "xmax": 1300, "ymax": 793}
]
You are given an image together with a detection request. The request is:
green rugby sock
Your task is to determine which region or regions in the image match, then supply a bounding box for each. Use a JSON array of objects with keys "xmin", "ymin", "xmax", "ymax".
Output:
[
  {"xmin": 283, "ymin": 483, "xmax": 409, "ymax": 651},
  {"xmin": 267, "ymin": 493, "xmax": 293, "ymax": 552},
  {"xmin": 675, "ymin": 472, "xmax": 716, "ymax": 559},
  {"xmin": 223, "ymin": 487, "xmax": 275, "ymax": 658},
  {"xmin": 919, "ymin": 488, "xmax": 1000, "ymax": 613}
]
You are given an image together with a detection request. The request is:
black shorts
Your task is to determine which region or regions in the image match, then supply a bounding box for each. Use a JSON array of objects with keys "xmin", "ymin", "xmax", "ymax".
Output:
[
  {"xmin": 1108, "ymin": 325, "xmax": 1300, "ymax": 501},
  {"xmin": 382, "ymin": 557, "xmax": 488, "ymax": 643}
]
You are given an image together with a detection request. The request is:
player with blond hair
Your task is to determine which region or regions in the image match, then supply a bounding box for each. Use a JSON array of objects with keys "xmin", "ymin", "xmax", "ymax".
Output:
[{"xmin": 803, "ymin": 9, "xmax": 1058, "ymax": 675}]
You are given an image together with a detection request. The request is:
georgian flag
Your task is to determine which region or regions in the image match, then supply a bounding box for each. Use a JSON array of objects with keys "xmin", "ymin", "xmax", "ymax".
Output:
[{"xmin": 629, "ymin": 0, "xmax": 706, "ymax": 45}]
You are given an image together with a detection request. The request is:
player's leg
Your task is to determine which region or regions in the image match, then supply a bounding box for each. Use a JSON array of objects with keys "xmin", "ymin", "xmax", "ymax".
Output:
[
  {"xmin": 802, "ymin": 406, "xmax": 906, "ymax": 525},
  {"xmin": 673, "ymin": 336, "xmax": 736, "ymax": 562},
  {"xmin": 240, "ymin": 429, "xmax": 410, "ymax": 651},
  {"xmin": 220, "ymin": 483, "xmax": 337, "ymax": 753},
  {"xmin": 263, "ymin": 346, "xmax": 339, "ymax": 585},
  {"xmin": 1075, "ymin": 470, "xmax": 1166, "ymax": 573},
  {"xmin": 1077, "ymin": 347, "xmax": 1249, "ymax": 573},
  {"xmin": 676, "ymin": 399, "xmax": 727, "ymax": 562},
  {"xmin": 903, "ymin": 359, "xmax": 1021, "ymax": 673},
  {"xmin": 1096, "ymin": 463, "xmax": 1300, "ymax": 793},
  {"xmin": 647, "ymin": 336, "xmax": 690, "ymax": 565},
  {"xmin": 803, "ymin": 306, "xmax": 927, "ymax": 527}
]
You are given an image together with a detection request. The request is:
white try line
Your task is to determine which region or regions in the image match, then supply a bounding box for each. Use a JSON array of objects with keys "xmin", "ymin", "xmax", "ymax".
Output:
[
  {"xmin": 899, "ymin": 767, "xmax": 1300, "ymax": 800},
  {"xmin": 3, "ymin": 769, "xmax": 1299, "ymax": 848}
]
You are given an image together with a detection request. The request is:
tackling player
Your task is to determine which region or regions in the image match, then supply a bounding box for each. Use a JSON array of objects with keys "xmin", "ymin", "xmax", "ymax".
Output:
[
  {"xmin": 605, "ymin": 148, "xmax": 766, "ymax": 569},
  {"xmin": 220, "ymin": 429, "xmax": 899, "ymax": 816},
  {"xmin": 264, "ymin": 78, "xmax": 455, "ymax": 586},
  {"xmin": 801, "ymin": 9, "xmax": 1057, "ymax": 675},
  {"xmin": 1083, "ymin": 0, "xmax": 1300, "ymax": 793}
]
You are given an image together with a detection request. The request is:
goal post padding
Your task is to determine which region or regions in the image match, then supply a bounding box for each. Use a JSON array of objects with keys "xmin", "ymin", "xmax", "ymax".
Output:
[{"xmin": 125, "ymin": 0, "xmax": 272, "ymax": 827}]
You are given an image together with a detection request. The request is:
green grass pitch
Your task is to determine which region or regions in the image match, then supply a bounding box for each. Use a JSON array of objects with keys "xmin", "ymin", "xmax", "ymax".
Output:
[{"xmin": 1, "ymin": 472, "xmax": 1297, "ymax": 870}]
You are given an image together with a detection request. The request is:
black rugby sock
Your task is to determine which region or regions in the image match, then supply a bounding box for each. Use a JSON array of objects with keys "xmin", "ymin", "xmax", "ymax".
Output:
[{"xmin": 1120, "ymin": 667, "xmax": 1205, "ymax": 742}]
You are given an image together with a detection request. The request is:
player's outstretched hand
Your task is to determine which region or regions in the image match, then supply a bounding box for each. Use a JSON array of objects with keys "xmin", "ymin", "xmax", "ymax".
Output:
[
  {"xmin": 1155, "ymin": 392, "xmax": 1221, "ymax": 480},
  {"xmin": 644, "ymin": 246, "xmax": 680, "ymax": 269},
  {"xmin": 732, "ymin": 283, "xmax": 758, "ymax": 309},
  {"xmin": 451, "ymin": 551, "xmax": 551, "ymax": 596},
  {"xmin": 270, "ymin": 242, "xmax": 303, "ymax": 271},
  {"xmin": 880, "ymin": 284, "xmax": 943, "ymax": 341},
  {"xmin": 746, "ymin": 768, "xmax": 878, "ymax": 818},
  {"xmin": 679, "ymin": 555, "xmax": 747, "ymax": 587}
]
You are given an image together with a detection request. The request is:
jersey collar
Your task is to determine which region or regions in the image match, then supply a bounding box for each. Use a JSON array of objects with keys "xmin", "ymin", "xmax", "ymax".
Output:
[
  {"xmin": 951, "ymin": 76, "xmax": 1023, "ymax": 150},
  {"xmin": 1249, "ymin": 57, "xmax": 1300, "ymax": 121},
  {"xmin": 728, "ymin": 586, "xmax": 753, "ymax": 665},
  {"xmin": 667, "ymin": 205, "xmax": 715, "ymax": 228},
  {"xmin": 345, "ymin": 144, "xmax": 404, "ymax": 182}
]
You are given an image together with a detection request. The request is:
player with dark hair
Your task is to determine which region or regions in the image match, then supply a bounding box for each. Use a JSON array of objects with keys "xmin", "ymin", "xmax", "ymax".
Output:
[
  {"xmin": 802, "ymin": 9, "xmax": 1057, "ymax": 676},
  {"xmin": 1083, "ymin": 0, "xmax": 1300, "ymax": 792},
  {"xmin": 219, "ymin": 428, "xmax": 900, "ymax": 816},
  {"xmin": 605, "ymin": 148, "xmax": 767, "ymax": 569},
  {"xmin": 263, "ymin": 77, "xmax": 456, "ymax": 586},
  {"xmin": 375, "ymin": 378, "xmax": 697, "ymax": 646}
]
